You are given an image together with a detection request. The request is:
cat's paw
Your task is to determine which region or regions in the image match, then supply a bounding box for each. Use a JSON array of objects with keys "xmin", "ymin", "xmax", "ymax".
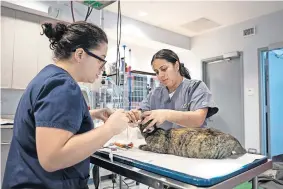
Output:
[{"xmin": 139, "ymin": 144, "xmax": 150, "ymax": 151}]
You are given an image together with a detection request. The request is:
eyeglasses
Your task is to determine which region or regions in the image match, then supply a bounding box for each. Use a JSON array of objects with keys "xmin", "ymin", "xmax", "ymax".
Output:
[
  {"xmin": 73, "ymin": 48, "xmax": 107, "ymax": 69},
  {"xmin": 83, "ymin": 48, "xmax": 107, "ymax": 69}
]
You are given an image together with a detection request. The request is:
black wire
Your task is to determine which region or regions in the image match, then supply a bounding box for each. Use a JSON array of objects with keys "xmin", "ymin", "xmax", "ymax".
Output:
[
  {"xmin": 85, "ymin": 6, "xmax": 90, "ymax": 21},
  {"xmin": 123, "ymin": 178, "xmax": 135, "ymax": 186},
  {"xmin": 71, "ymin": 1, "xmax": 93, "ymax": 22},
  {"xmin": 85, "ymin": 7, "xmax": 93, "ymax": 21},
  {"xmin": 70, "ymin": 1, "xmax": 75, "ymax": 22},
  {"xmin": 122, "ymin": 179, "xmax": 129, "ymax": 188},
  {"xmin": 88, "ymin": 7, "xmax": 93, "ymax": 17}
]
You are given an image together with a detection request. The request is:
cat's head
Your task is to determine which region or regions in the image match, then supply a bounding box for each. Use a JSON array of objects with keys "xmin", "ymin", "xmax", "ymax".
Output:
[{"xmin": 138, "ymin": 119, "xmax": 158, "ymax": 138}]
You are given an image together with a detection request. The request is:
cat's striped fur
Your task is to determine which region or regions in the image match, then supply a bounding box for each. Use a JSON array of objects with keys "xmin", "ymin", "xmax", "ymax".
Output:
[{"xmin": 138, "ymin": 121, "xmax": 246, "ymax": 159}]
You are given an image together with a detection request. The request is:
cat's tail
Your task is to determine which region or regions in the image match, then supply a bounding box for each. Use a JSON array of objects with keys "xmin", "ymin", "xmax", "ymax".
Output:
[
  {"xmin": 229, "ymin": 140, "xmax": 247, "ymax": 159},
  {"xmin": 233, "ymin": 143, "xmax": 247, "ymax": 154}
]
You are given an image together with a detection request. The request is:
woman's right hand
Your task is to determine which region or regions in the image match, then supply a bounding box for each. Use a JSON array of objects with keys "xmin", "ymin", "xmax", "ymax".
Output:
[{"xmin": 104, "ymin": 109, "xmax": 129, "ymax": 135}]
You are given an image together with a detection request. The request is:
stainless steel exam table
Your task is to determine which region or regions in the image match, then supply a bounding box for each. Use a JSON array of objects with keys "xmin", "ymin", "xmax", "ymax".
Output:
[{"xmin": 90, "ymin": 152, "xmax": 272, "ymax": 189}]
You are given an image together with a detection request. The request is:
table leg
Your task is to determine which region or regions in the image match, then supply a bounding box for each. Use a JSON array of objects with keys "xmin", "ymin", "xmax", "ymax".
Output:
[
  {"xmin": 119, "ymin": 175, "xmax": 122, "ymax": 189},
  {"xmin": 252, "ymin": 176, "xmax": 258, "ymax": 189},
  {"xmin": 92, "ymin": 165, "xmax": 100, "ymax": 189}
]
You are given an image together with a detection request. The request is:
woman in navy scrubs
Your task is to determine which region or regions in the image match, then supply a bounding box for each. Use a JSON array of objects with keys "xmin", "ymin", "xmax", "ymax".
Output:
[
  {"xmin": 2, "ymin": 22, "xmax": 129, "ymax": 189},
  {"xmin": 128, "ymin": 49, "xmax": 218, "ymax": 131}
]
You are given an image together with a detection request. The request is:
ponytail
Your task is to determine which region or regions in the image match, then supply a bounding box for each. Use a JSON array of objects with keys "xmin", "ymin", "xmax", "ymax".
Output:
[{"xmin": 180, "ymin": 63, "xmax": 191, "ymax": 79}]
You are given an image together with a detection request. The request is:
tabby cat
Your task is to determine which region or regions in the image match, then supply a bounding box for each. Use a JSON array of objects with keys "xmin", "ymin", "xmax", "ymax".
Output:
[{"xmin": 138, "ymin": 121, "xmax": 246, "ymax": 159}]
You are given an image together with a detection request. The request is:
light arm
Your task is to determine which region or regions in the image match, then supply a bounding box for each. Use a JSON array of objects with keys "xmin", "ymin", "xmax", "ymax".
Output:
[{"xmin": 165, "ymin": 109, "xmax": 208, "ymax": 128}]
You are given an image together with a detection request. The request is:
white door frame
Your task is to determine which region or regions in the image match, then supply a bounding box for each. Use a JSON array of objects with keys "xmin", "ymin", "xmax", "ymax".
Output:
[{"xmin": 258, "ymin": 42, "xmax": 283, "ymax": 157}]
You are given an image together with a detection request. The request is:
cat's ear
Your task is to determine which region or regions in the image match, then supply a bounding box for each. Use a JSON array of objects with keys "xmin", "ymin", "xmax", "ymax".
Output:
[{"xmin": 138, "ymin": 122, "xmax": 147, "ymax": 135}]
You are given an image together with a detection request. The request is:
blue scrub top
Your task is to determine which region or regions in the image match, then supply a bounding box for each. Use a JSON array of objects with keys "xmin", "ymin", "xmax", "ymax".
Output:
[
  {"xmin": 139, "ymin": 78, "xmax": 219, "ymax": 130},
  {"xmin": 2, "ymin": 64, "xmax": 93, "ymax": 189}
]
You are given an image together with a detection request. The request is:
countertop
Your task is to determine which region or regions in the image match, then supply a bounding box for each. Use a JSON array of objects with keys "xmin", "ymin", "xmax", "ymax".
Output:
[
  {"xmin": 1, "ymin": 125, "xmax": 13, "ymax": 129},
  {"xmin": 1, "ymin": 115, "xmax": 14, "ymax": 129}
]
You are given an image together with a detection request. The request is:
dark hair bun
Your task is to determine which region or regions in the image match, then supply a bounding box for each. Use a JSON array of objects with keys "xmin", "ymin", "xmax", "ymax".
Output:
[
  {"xmin": 40, "ymin": 21, "xmax": 108, "ymax": 60},
  {"xmin": 41, "ymin": 22, "xmax": 68, "ymax": 50}
]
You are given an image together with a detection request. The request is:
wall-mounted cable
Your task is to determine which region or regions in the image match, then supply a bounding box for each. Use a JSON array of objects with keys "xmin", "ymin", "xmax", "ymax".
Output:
[
  {"xmin": 116, "ymin": 0, "xmax": 122, "ymax": 107},
  {"xmin": 70, "ymin": 1, "xmax": 75, "ymax": 22},
  {"xmin": 85, "ymin": 6, "xmax": 93, "ymax": 21},
  {"xmin": 70, "ymin": 1, "xmax": 93, "ymax": 23}
]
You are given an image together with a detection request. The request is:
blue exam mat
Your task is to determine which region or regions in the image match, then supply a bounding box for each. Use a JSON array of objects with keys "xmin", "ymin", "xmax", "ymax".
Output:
[{"xmin": 94, "ymin": 151, "xmax": 268, "ymax": 187}]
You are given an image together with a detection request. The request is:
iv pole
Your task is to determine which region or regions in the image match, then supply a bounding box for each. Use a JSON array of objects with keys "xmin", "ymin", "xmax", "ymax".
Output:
[
  {"xmin": 99, "ymin": 7, "xmax": 124, "ymax": 189},
  {"xmin": 93, "ymin": 9, "xmax": 104, "ymax": 189}
]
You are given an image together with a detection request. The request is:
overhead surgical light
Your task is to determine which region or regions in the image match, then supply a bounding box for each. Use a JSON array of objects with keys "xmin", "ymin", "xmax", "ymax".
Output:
[
  {"xmin": 77, "ymin": 0, "xmax": 117, "ymax": 10},
  {"xmin": 70, "ymin": 1, "xmax": 117, "ymax": 22}
]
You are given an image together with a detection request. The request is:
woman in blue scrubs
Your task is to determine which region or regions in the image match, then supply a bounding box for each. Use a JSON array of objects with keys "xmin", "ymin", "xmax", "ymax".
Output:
[
  {"xmin": 2, "ymin": 22, "xmax": 129, "ymax": 189},
  {"xmin": 128, "ymin": 49, "xmax": 218, "ymax": 131}
]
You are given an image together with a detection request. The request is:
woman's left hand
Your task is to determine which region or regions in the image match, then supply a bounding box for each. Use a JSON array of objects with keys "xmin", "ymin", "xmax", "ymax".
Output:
[
  {"xmin": 89, "ymin": 108, "xmax": 114, "ymax": 122},
  {"xmin": 141, "ymin": 110, "xmax": 169, "ymax": 131}
]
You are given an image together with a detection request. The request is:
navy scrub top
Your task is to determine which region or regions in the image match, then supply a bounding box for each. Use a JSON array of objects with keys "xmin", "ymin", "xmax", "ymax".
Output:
[
  {"xmin": 139, "ymin": 78, "xmax": 219, "ymax": 130},
  {"xmin": 2, "ymin": 64, "xmax": 94, "ymax": 189}
]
